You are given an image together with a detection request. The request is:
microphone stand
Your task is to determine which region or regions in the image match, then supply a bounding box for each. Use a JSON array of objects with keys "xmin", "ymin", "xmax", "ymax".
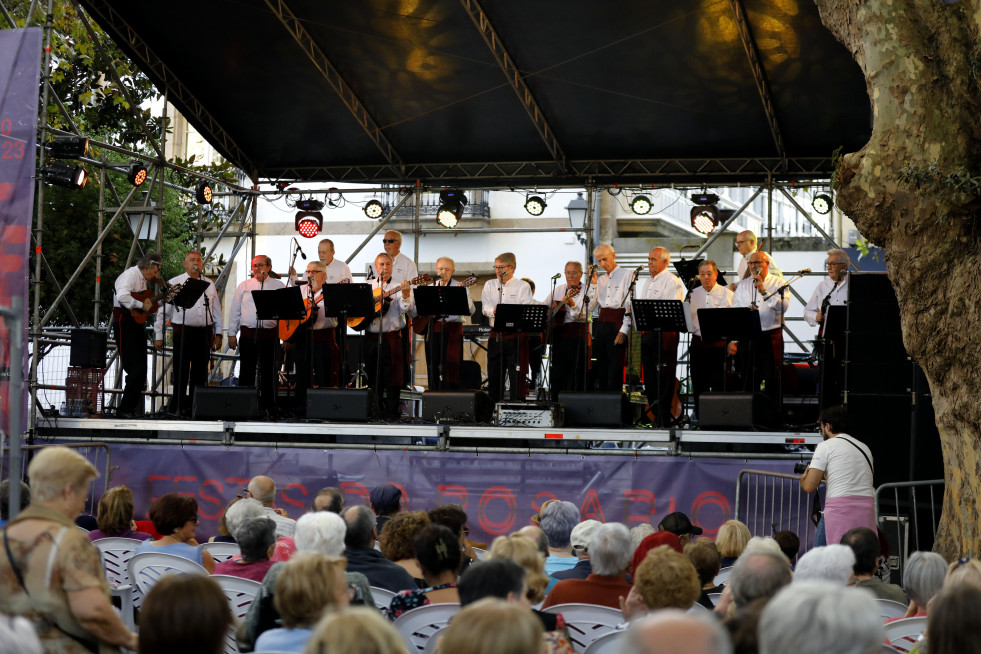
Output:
[
  {"xmin": 620, "ymin": 266, "xmax": 643, "ymax": 393},
  {"xmin": 497, "ymin": 271, "xmax": 507, "ymax": 404},
  {"xmin": 373, "ymin": 276, "xmax": 388, "ymax": 420},
  {"xmin": 539, "ymin": 275, "xmax": 560, "ymax": 402},
  {"xmin": 579, "ymin": 266, "xmax": 596, "ymax": 392}
]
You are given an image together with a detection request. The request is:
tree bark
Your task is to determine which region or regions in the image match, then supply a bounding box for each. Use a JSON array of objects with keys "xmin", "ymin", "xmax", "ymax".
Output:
[{"xmin": 813, "ymin": 0, "xmax": 981, "ymax": 559}]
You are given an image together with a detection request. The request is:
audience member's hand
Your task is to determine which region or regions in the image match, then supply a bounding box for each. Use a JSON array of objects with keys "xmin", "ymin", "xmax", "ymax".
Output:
[
  {"xmin": 714, "ymin": 585, "xmax": 734, "ymax": 616},
  {"xmin": 273, "ymin": 507, "xmax": 288, "ymax": 517},
  {"xmin": 619, "ymin": 587, "xmax": 647, "ymax": 622}
]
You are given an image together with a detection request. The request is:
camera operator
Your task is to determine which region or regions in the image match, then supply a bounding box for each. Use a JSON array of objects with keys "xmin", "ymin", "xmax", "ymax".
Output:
[{"xmin": 799, "ymin": 406, "xmax": 876, "ymax": 547}]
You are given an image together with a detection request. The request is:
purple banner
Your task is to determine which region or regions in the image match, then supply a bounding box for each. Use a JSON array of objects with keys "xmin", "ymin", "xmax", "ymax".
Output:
[
  {"xmin": 0, "ymin": 28, "xmax": 42, "ymax": 435},
  {"xmin": 85, "ymin": 443, "xmax": 794, "ymax": 545}
]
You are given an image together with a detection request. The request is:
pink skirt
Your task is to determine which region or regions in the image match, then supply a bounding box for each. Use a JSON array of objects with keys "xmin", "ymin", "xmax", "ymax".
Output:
[{"xmin": 824, "ymin": 495, "xmax": 877, "ymax": 546}]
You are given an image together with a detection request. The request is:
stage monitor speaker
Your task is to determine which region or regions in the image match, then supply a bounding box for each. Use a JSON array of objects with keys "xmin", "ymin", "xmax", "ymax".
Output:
[
  {"xmin": 422, "ymin": 391, "xmax": 492, "ymax": 423},
  {"xmin": 560, "ymin": 392, "xmax": 626, "ymax": 427},
  {"xmin": 460, "ymin": 361, "xmax": 483, "ymax": 391},
  {"xmin": 192, "ymin": 387, "xmax": 260, "ymax": 421},
  {"xmin": 307, "ymin": 389, "xmax": 376, "ymax": 422},
  {"xmin": 699, "ymin": 393, "xmax": 777, "ymax": 430},
  {"xmin": 70, "ymin": 328, "xmax": 107, "ymax": 368}
]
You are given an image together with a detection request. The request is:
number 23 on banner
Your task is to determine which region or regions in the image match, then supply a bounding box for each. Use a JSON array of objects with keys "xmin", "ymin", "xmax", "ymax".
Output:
[{"xmin": 1, "ymin": 118, "xmax": 26, "ymax": 159}]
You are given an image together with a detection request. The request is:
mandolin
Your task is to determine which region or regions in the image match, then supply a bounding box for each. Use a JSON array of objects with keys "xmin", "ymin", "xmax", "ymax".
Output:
[
  {"xmin": 129, "ymin": 280, "xmax": 184, "ymax": 324},
  {"xmin": 349, "ymin": 274, "xmax": 431, "ymax": 330},
  {"xmin": 548, "ymin": 283, "xmax": 582, "ymax": 324},
  {"xmin": 412, "ymin": 274, "xmax": 478, "ymax": 334}
]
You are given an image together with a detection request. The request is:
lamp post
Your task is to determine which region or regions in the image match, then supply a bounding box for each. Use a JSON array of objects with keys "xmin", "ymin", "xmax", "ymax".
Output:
[{"xmin": 565, "ymin": 191, "xmax": 588, "ymax": 245}]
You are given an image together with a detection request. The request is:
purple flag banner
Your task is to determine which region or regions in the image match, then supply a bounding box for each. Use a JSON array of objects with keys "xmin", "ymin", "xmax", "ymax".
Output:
[
  {"xmin": 82, "ymin": 443, "xmax": 795, "ymax": 545},
  {"xmin": 0, "ymin": 29, "xmax": 42, "ymax": 435}
]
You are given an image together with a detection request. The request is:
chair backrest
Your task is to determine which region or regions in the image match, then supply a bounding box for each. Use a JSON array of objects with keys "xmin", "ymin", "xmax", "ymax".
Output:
[
  {"xmin": 421, "ymin": 625, "xmax": 448, "ymax": 654},
  {"xmin": 688, "ymin": 602, "xmax": 709, "ymax": 613},
  {"xmin": 212, "ymin": 575, "xmax": 262, "ymax": 654},
  {"xmin": 883, "ymin": 617, "xmax": 928, "ymax": 653},
  {"xmin": 392, "ymin": 603, "xmax": 461, "ymax": 653},
  {"xmin": 714, "ymin": 566, "xmax": 734, "ymax": 586},
  {"xmin": 543, "ymin": 604, "xmax": 623, "ymax": 653},
  {"xmin": 93, "ymin": 537, "xmax": 143, "ymax": 589},
  {"xmin": 582, "ymin": 630, "xmax": 626, "ymax": 654},
  {"xmin": 127, "ymin": 551, "xmax": 208, "ymax": 607},
  {"xmin": 370, "ymin": 586, "xmax": 397, "ymax": 613},
  {"xmin": 707, "ymin": 592, "xmax": 722, "ymax": 606},
  {"xmin": 472, "ymin": 548, "xmax": 486, "ymax": 561},
  {"xmin": 877, "ymin": 598, "xmax": 909, "ymax": 620},
  {"xmin": 202, "ymin": 541, "xmax": 242, "ymax": 563}
]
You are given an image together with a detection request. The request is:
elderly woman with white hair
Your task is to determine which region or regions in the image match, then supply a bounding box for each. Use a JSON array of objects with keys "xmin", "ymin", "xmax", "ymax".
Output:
[
  {"xmin": 895, "ymin": 550, "xmax": 947, "ymax": 621},
  {"xmin": 792, "ymin": 544, "xmax": 855, "ymax": 585},
  {"xmin": 239, "ymin": 511, "xmax": 373, "ymax": 651},
  {"xmin": 0, "ymin": 446, "xmax": 139, "ymax": 652},
  {"xmin": 540, "ymin": 500, "xmax": 581, "ymax": 578}
]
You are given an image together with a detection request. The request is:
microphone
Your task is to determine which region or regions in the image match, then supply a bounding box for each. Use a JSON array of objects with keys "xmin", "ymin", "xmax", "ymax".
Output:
[
  {"xmin": 635, "ymin": 265, "xmax": 644, "ymax": 274},
  {"xmin": 551, "ymin": 273, "xmax": 561, "ymax": 280},
  {"xmin": 293, "ymin": 238, "xmax": 307, "ymax": 260},
  {"xmin": 192, "ymin": 265, "xmax": 202, "ymax": 274},
  {"xmin": 296, "ymin": 280, "xmax": 308, "ymax": 286},
  {"xmin": 268, "ymin": 271, "xmax": 282, "ymax": 279},
  {"xmin": 798, "ymin": 268, "xmax": 812, "ymax": 274}
]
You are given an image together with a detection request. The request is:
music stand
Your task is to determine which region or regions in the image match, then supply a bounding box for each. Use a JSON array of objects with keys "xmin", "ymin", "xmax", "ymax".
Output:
[
  {"xmin": 165, "ymin": 278, "xmax": 210, "ymax": 416},
  {"xmin": 494, "ymin": 304, "xmax": 548, "ymax": 402},
  {"xmin": 416, "ymin": 286, "xmax": 472, "ymax": 391},
  {"xmin": 673, "ymin": 259, "xmax": 703, "ymax": 293},
  {"xmin": 252, "ymin": 286, "xmax": 305, "ymax": 321},
  {"xmin": 322, "ymin": 283, "xmax": 376, "ymax": 387},
  {"xmin": 698, "ymin": 307, "xmax": 762, "ymax": 393},
  {"xmin": 632, "ymin": 299, "xmax": 691, "ymax": 424},
  {"xmin": 820, "ymin": 305, "xmax": 847, "ymax": 408}
]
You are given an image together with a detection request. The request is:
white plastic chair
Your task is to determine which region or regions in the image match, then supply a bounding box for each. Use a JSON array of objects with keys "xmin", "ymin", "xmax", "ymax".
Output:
[
  {"xmin": 212, "ymin": 575, "xmax": 262, "ymax": 654},
  {"xmin": 392, "ymin": 603, "xmax": 460, "ymax": 653},
  {"xmin": 877, "ymin": 598, "xmax": 909, "ymax": 620},
  {"xmin": 688, "ymin": 602, "xmax": 709, "ymax": 613},
  {"xmin": 370, "ymin": 586, "xmax": 397, "ymax": 613},
  {"xmin": 202, "ymin": 541, "xmax": 242, "ymax": 563},
  {"xmin": 472, "ymin": 548, "xmax": 486, "ymax": 561},
  {"xmin": 127, "ymin": 551, "xmax": 208, "ymax": 606},
  {"xmin": 543, "ymin": 603, "xmax": 622, "ymax": 653},
  {"xmin": 713, "ymin": 566, "xmax": 733, "ymax": 586},
  {"xmin": 707, "ymin": 592, "xmax": 722, "ymax": 606},
  {"xmin": 93, "ymin": 536, "xmax": 142, "ymax": 620},
  {"xmin": 421, "ymin": 625, "xmax": 448, "ymax": 654},
  {"xmin": 883, "ymin": 616, "xmax": 927, "ymax": 653},
  {"xmin": 582, "ymin": 630, "xmax": 625, "ymax": 654}
]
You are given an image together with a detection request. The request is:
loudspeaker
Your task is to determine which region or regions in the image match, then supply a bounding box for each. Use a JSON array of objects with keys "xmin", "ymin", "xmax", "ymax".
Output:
[
  {"xmin": 460, "ymin": 361, "xmax": 483, "ymax": 391},
  {"xmin": 699, "ymin": 392, "xmax": 777, "ymax": 430},
  {"xmin": 192, "ymin": 387, "xmax": 260, "ymax": 420},
  {"xmin": 422, "ymin": 391, "xmax": 492, "ymax": 423},
  {"xmin": 70, "ymin": 328, "xmax": 107, "ymax": 368},
  {"xmin": 307, "ymin": 389, "xmax": 376, "ymax": 422},
  {"xmin": 560, "ymin": 392, "xmax": 626, "ymax": 427}
]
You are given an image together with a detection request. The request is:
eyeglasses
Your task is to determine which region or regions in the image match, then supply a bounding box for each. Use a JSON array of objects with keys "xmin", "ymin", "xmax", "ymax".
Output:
[
  {"xmin": 382, "ymin": 239, "xmax": 399, "ymax": 244},
  {"xmin": 826, "ymin": 262, "xmax": 847, "ymax": 268},
  {"xmin": 306, "ymin": 271, "xmax": 324, "ymax": 275},
  {"xmin": 493, "ymin": 265, "xmax": 510, "ymax": 271}
]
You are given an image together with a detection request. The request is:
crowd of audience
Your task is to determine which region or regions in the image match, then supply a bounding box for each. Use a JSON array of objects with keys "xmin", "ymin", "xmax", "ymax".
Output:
[{"xmin": 2, "ymin": 446, "xmax": 981, "ymax": 654}]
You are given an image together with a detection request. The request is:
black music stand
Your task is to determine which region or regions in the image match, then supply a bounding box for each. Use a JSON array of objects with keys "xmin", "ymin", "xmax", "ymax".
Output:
[
  {"xmin": 699, "ymin": 307, "xmax": 762, "ymax": 392},
  {"xmin": 632, "ymin": 299, "xmax": 691, "ymax": 424},
  {"xmin": 322, "ymin": 283, "xmax": 375, "ymax": 388},
  {"xmin": 494, "ymin": 303, "xmax": 548, "ymax": 402},
  {"xmin": 416, "ymin": 286, "xmax": 471, "ymax": 390},
  {"xmin": 166, "ymin": 278, "xmax": 210, "ymax": 416},
  {"xmin": 820, "ymin": 305, "xmax": 847, "ymax": 408},
  {"xmin": 252, "ymin": 286, "xmax": 305, "ymax": 321}
]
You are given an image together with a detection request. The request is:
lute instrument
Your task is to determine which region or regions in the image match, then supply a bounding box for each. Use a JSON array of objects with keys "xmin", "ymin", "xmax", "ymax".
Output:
[{"xmin": 129, "ymin": 279, "xmax": 184, "ymax": 324}]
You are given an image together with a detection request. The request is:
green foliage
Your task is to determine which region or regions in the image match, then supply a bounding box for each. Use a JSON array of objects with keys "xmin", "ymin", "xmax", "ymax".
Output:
[
  {"xmin": 830, "ymin": 146, "xmax": 844, "ymax": 191},
  {"xmin": 898, "ymin": 161, "xmax": 981, "ymax": 206}
]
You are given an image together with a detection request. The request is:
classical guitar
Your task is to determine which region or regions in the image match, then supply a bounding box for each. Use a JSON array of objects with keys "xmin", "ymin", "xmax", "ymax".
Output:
[
  {"xmin": 412, "ymin": 274, "xmax": 478, "ymax": 334},
  {"xmin": 129, "ymin": 280, "xmax": 184, "ymax": 325},
  {"xmin": 547, "ymin": 283, "xmax": 583, "ymax": 324},
  {"xmin": 348, "ymin": 274, "xmax": 431, "ymax": 330},
  {"xmin": 278, "ymin": 278, "xmax": 353, "ymax": 341}
]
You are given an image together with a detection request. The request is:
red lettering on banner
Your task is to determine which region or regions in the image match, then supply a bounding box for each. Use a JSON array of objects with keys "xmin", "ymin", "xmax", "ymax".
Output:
[
  {"xmin": 529, "ymin": 492, "xmax": 557, "ymax": 524},
  {"xmin": 478, "ymin": 486, "xmax": 517, "ymax": 535},
  {"xmin": 199, "ymin": 480, "xmax": 224, "ymax": 520},
  {"xmin": 147, "ymin": 475, "xmax": 171, "ymax": 510},
  {"xmin": 624, "ymin": 490, "xmax": 656, "ymax": 524},
  {"xmin": 281, "ymin": 483, "xmax": 308, "ymax": 515},
  {"xmin": 690, "ymin": 491, "xmax": 730, "ymax": 536},
  {"xmin": 437, "ymin": 485, "xmax": 468, "ymax": 510},
  {"xmin": 341, "ymin": 482, "xmax": 370, "ymax": 506},
  {"xmin": 173, "ymin": 476, "xmax": 197, "ymax": 498},
  {"xmin": 579, "ymin": 489, "xmax": 606, "ymax": 522}
]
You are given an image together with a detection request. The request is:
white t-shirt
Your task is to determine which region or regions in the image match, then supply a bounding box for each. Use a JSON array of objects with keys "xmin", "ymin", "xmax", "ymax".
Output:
[{"xmin": 809, "ymin": 434, "xmax": 874, "ymax": 499}]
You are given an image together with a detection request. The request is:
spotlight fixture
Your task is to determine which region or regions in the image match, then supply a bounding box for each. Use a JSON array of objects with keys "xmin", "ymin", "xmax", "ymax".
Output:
[
  {"xmin": 44, "ymin": 161, "xmax": 88, "ymax": 189},
  {"xmin": 295, "ymin": 199, "xmax": 325, "ymax": 238},
  {"xmin": 631, "ymin": 195, "xmax": 652, "ymax": 215},
  {"xmin": 690, "ymin": 206, "xmax": 719, "ymax": 235},
  {"xmin": 690, "ymin": 192, "xmax": 719, "ymax": 206},
  {"xmin": 524, "ymin": 195, "xmax": 546, "ymax": 216},
  {"xmin": 436, "ymin": 189, "xmax": 467, "ymax": 229},
  {"xmin": 47, "ymin": 135, "xmax": 89, "ymax": 159},
  {"xmin": 195, "ymin": 181, "xmax": 213, "ymax": 204},
  {"xmin": 127, "ymin": 161, "xmax": 148, "ymax": 187},
  {"xmin": 812, "ymin": 193, "xmax": 833, "ymax": 215},
  {"xmin": 364, "ymin": 199, "xmax": 385, "ymax": 219}
]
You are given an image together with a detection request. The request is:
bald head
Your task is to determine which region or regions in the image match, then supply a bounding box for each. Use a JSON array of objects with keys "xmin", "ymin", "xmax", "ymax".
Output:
[
  {"xmin": 247, "ymin": 476, "xmax": 275, "ymax": 506},
  {"xmin": 517, "ymin": 525, "xmax": 549, "ymax": 556},
  {"xmin": 436, "ymin": 257, "xmax": 456, "ymax": 284},
  {"xmin": 625, "ymin": 610, "xmax": 732, "ymax": 654},
  {"xmin": 648, "ymin": 247, "xmax": 670, "ymax": 277}
]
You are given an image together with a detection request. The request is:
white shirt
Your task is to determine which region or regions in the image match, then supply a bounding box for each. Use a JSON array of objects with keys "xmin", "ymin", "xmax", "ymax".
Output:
[
  {"xmin": 366, "ymin": 278, "xmax": 415, "ymax": 333},
  {"xmin": 229, "ymin": 277, "xmax": 286, "ymax": 334},
  {"xmin": 809, "ymin": 433, "xmax": 874, "ymax": 499},
  {"xmin": 547, "ymin": 283, "xmax": 596, "ymax": 324},
  {"xmin": 804, "ymin": 276, "xmax": 849, "ymax": 327},
  {"xmin": 732, "ymin": 273, "xmax": 790, "ymax": 331},
  {"xmin": 432, "ymin": 278, "xmax": 475, "ymax": 323},
  {"xmin": 113, "ymin": 265, "xmax": 149, "ymax": 310},
  {"xmin": 481, "ymin": 277, "xmax": 534, "ymax": 328},
  {"xmin": 641, "ymin": 269, "xmax": 685, "ymax": 302},
  {"xmin": 391, "ymin": 252, "xmax": 419, "ymax": 285},
  {"xmin": 736, "ymin": 249, "xmax": 782, "ymax": 279},
  {"xmin": 154, "ymin": 273, "xmax": 223, "ymax": 339},
  {"xmin": 595, "ymin": 266, "xmax": 637, "ymax": 335},
  {"xmin": 303, "ymin": 283, "xmax": 336, "ymax": 329},
  {"xmin": 691, "ymin": 283, "xmax": 734, "ymax": 337},
  {"xmin": 324, "ymin": 258, "xmax": 353, "ymax": 284}
]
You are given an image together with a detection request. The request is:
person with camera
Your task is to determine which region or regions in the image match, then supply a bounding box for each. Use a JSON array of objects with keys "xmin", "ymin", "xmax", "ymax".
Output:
[{"xmin": 799, "ymin": 406, "xmax": 876, "ymax": 547}]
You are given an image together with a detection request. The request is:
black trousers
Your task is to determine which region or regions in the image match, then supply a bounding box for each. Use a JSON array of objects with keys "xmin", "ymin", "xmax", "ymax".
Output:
[
  {"xmin": 113, "ymin": 312, "xmax": 147, "ymax": 414},
  {"xmin": 425, "ymin": 323, "xmax": 463, "ymax": 391},
  {"xmin": 550, "ymin": 323, "xmax": 588, "ymax": 401},
  {"xmin": 365, "ymin": 332, "xmax": 401, "ymax": 419},
  {"xmin": 169, "ymin": 325, "xmax": 212, "ymax": 416},
  {"xmin": 690, "ymin": 336, "xmax": 727, "ymax": 414},
  {"xmin": 738, "ymin": 328, "xmax": 783, "ymax": 404},
  {"xmin": 640, "ymin": 331, "xmax": 679, "ymax": 426},
  {"xmin": 239, "ymin": 327, "xmax": 279, "ymax": 409},
  {"xmin": 488, "ymin": 333, "xmax": 525, "ymax": 404},
  {"xmin": 591, "ymin": 321, "xmax": 625, "ymax": 392}
]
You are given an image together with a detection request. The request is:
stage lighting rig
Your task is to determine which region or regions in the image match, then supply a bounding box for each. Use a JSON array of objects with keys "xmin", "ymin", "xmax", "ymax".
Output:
[
  {"xmin": 630, "ymin": 195, "xmax": 652, "ymax": 215},
  {"xmin": 127, "ymin": 161, "xmax": 148, "ymax": 187},
  {"xmin": 689, "ymin": 192, "xmax": 720, "ymax": 235},
  {"xmin": 524, "ymin": 195, "xmax": 546, "ymax": 216},
  {"xmin": 364, "ymin": 199, "xmax": 385, "ymax": 219},
  {"xmin": 436, "ymin": 189, "xmax": 467, "ymax": 229},
  {"xmin": 812, "ymin": 193, "xmax": 833, "ymax": 215},
  {"xmin": 295, "ymin": 199, "xmax": 325, "ymax": 238},
  {"xmin": 195, "ymin": 181, "xmax": 213, "ymax": 204},
  {"xmin": 47, "ymin": 135, "xmax": 89, "ymax": 159},
  {"xmin": 44, "ymin": 161, "xmax": 88, "ymax": 189}
]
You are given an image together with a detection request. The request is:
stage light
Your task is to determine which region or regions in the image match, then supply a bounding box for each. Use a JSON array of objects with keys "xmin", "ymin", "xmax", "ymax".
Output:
[
  {"xmin": 690, "ymin": 206, "xmax": 719, "ymax": 235},
  {"xmin": 690, "ymin": 192, "xmax": 719, "ymax": 205},
  {"xmin": 524, "ymin": 195, "xmax": 546, "ymax": 216},
  {"xmin": 364, "ymin": 199, "xmax": 385, "ymax": 219},
  {"xmin": 127, "ymin": 161, "xmax": 147, "ymax": 187},
  {"xmin": 295, "ymin": 199, "xmax": 324, "ymax": 238},
  {"xmin": 436, "ymin": 189, "xmax": 467, "ymax": 229},
  {"xmin": 44, "ymin": 161, "xmax": 88, "ymax": 188},
  {"xmin": 195, "ymin": 181, "xmax": 213, "ymax": 204},
  {"xmin": 812, "ymin": 193, "xmax": 833, "ymax": 215},
  {"xmin": 47, "ymin": 135, "xmax": 89, "ymax": 159},
  {"xmin": 631, "ymin": 195, "xmax": 652, "ymax": 215}
]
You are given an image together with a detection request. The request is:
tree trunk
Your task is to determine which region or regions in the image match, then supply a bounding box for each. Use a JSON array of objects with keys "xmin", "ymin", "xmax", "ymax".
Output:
[{"xmin": 813, "ymin": 0, "xmax": 981, "ymax": 559}]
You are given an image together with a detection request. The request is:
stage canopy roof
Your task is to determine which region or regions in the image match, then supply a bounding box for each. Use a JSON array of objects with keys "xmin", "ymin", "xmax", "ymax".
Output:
[{"xmin": 78, "ymin": 0, "xmax": 871, "ymax": 187}]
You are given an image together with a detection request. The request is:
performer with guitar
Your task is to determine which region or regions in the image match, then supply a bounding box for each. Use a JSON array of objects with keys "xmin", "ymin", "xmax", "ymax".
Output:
[
  {"xmin": 804, "ymin": 249, "xmax": 850, "ymax": 407},
  {"xmin": 365, "ymin": 253, "xmax": 417, "ymax": 420},
  {"xmin": 153, "ymin": 250, "xmax": 223, "ymax": 417},
  {"xmin": 112, "ymin": 252, "xmax": 163, "ymax": 418},
  {"xmin": 383, "ymin": 230, "xmax": 419, "ymax": 389},
  {"xmin": 546, "ymin": 261, "xmax": 595, "ymax": 401},
  {"xmin": 421, "ymin": 257, "xmax": 476, "ymax": 390}
]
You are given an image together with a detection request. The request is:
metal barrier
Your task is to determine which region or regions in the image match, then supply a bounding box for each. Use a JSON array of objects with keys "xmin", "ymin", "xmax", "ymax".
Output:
[
  {"xmin": 734, "ymin": 469, "xmax": 820, "ymax": 559},
  {"xmin": 2, "ymin": 442, "xmax": 113, "ymax": 516},
  {"xmin": 875, "ymin": 479, "xmax": 944, "ymax": 580}
]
